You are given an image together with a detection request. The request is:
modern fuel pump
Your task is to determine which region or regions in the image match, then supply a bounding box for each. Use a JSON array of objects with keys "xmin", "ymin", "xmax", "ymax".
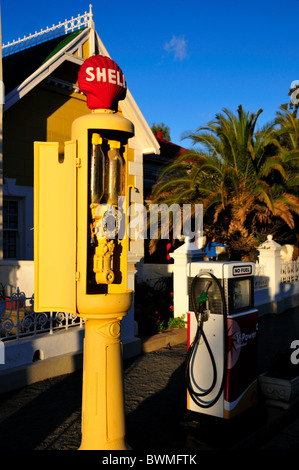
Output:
[
  {"xmin": 34, "ymin": 55, "xmax": 135, "ymax": 450},
  {"xmin": 186, "ymin": 261, "xmax": 258, "ymax": 419}
]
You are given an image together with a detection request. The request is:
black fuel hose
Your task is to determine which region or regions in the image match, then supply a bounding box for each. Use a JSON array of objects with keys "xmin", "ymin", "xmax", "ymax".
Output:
[{"xmin": 185, "ymin": 271, "xmax": 228, "ymax": 409}]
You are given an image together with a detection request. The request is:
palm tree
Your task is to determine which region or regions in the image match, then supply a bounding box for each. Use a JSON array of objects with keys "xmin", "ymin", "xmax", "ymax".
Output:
[
  {"xmin": 149, "ymin": 105, "xmax": 299, "ymax": 260},
  {"xmin": 274, "ymin": 106, "xmax": 299, "ymax": 259},
  {"xmin": 274, "ymin": 106, "xmax": 299, "ymax": 172}
]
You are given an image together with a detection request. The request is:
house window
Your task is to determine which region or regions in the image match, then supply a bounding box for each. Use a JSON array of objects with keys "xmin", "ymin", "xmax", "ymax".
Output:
[{"xmin": 3, "ymin": 199, "xmax": 19, "ymax": 258}]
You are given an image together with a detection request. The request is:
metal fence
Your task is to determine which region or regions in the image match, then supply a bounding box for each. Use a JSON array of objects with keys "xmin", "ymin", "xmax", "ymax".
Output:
[{"xmin": 0, "ymin": 288, "xmax": 83, "ymax": 341}]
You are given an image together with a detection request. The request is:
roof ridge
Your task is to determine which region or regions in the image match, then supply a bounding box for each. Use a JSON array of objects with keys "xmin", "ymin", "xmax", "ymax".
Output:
[{"xmin": 2, "ymin": 6, "xmax": 93, "ymax": 57}]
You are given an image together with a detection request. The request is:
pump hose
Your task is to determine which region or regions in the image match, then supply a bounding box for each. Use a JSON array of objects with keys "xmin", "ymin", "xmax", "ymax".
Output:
[{"xmin": 185, "ymin": 271, "xmax": 228, "ymax": 409}]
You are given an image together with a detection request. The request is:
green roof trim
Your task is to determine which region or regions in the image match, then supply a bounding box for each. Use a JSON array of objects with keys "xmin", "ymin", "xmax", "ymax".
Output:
[
  {"xmin": 42, "ymin": 28, "xmax": 87, "ymax": 64},
  {"xmin": 3, "ymin": 28, "xmax": 88, "ymax": 94}
]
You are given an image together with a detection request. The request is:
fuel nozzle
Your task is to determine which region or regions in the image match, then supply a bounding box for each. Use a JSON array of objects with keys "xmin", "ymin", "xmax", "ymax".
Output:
[{"xmin": 197, "ymin": 281, "xmax": 212, "ymax": 322}]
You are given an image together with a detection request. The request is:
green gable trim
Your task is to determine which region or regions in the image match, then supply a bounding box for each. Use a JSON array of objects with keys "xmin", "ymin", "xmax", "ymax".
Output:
[
  {"xmin": 3, "ymin": 28, "xmax": 88, "ymax": 95},
  {"xmin": 42, "ymin": 28, "xmax": 87, "ymax": 64}
]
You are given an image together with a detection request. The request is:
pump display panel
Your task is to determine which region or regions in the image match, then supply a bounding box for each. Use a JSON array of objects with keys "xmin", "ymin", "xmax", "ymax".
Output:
[
  {"xmin": 227, "ymin": 277, "xmax": 253, "ymax": 313},
  {"xmin": 188, "ymin": 262, "xmax": 255, "ymax": 316}
]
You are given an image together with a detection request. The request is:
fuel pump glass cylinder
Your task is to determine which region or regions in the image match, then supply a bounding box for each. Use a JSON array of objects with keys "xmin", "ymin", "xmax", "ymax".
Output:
[
  {"xmin": 90, "ymin": 133, "xmax": 105, "ymax": 205},
  {"xmin": 107, "ymin": 140, "xmax": 122, "ymax": 206},
  {"xmin": 88, "ymin": 138, "xmax": 124, "ymax": 286}
]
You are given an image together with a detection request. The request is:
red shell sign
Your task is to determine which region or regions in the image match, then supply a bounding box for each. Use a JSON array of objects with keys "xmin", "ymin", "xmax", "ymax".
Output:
[{"xmin": 78, "ymin": 55, "xmax": 127, "ymax": 110}]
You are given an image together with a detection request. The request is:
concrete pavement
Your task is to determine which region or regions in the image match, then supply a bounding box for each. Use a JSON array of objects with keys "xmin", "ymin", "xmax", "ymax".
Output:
[{"xmin": 0, "ymin": 307, "xmax": 298, "ymax": 451}]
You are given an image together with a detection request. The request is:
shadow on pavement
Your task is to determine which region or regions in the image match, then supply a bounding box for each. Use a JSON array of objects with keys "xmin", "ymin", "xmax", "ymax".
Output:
[
  {"xmin": 0, "ymin": 306, "xmax": 298, "ymax": 451},
  {"xmin": 125, "ymin": 357, "xmax": 268, "ymax": 452},
  {"xmin": 0, "ymin": 371, "xmax": 82, "ymax": 450}
]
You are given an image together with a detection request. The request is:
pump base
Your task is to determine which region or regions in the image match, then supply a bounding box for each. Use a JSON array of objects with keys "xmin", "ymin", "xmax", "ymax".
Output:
[
  {"xmin": 79, "ymin": 438, "xmax": 131, "ymax": 451},
  {"xmin": 78, "ymin": 314, "xmax": 129, "ymax": 450},
  {"xmin": 187, "ymin": 309, "xmax": 258, "ymax": 419}
]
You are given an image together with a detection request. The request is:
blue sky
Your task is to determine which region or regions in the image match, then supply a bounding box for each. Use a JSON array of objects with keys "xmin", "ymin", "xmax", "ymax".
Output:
[{"xmin": 1, "ymin": 0, "xmax": 299, "ymax": 147}]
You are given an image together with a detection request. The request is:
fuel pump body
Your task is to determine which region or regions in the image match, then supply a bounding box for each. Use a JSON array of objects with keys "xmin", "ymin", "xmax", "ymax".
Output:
[
  {"xmin": 72, "ymin": 110, "xmax": 134, "ymax": 317},
  {"xmin": 34, "ymin": 110, "xmax": 134, "ymax": 317},
  {"xmin": 186, "ymin": 261, "xmax": 258, "ymax": 419}
]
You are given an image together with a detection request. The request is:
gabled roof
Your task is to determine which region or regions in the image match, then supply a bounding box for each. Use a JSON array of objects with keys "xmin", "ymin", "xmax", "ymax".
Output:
[
  {"xmin": 3, "ymin": 29, "xmax": 85, "ymax": 95},
  {"xmin": 3, "ymin": 26, "xmax": 94, "ymax": 110},
  {"xmin": 2, "ymin": 11, "xmax": 160, "ymax": 155},
  {"xmin": 155, "ymin": 131, "xmax": 185, "ymax": 159}
]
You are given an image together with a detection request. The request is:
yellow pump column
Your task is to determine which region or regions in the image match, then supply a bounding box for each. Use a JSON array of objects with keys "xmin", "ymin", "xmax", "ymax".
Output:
[
  {"xmin": 80, "ymin": 315, "xmax": 127, "ymax": 450},
  {"xmin": 72, "ymin": 110, "xmax": 134, "ymax": 450}
]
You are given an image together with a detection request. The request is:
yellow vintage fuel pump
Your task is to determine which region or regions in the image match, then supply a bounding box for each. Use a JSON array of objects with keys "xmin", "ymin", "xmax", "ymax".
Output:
[{"xmin": 34, "ymin": 55, "xmax": 135, "ymax": 450}]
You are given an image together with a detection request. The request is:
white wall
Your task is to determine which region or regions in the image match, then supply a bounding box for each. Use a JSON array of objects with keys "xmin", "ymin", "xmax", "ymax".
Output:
[
  {"xmin": 0, "ymin": 259, "xmax": 34, "ymax": 296},
  {"xmin": 3, "ymin": 178, "xmax": 34, "ymax": 260}
]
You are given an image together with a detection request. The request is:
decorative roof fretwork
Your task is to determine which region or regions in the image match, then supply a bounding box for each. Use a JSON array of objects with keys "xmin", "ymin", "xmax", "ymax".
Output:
[{"xmin": 2, "ymin": 4, "xmax": 94, "ymax": 57}]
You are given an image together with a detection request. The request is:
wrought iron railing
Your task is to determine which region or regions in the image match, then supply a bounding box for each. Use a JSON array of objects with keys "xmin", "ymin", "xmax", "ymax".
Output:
[{"xmin": 0, "ymin": 288, "xmax": 83, "ymax": 341}]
